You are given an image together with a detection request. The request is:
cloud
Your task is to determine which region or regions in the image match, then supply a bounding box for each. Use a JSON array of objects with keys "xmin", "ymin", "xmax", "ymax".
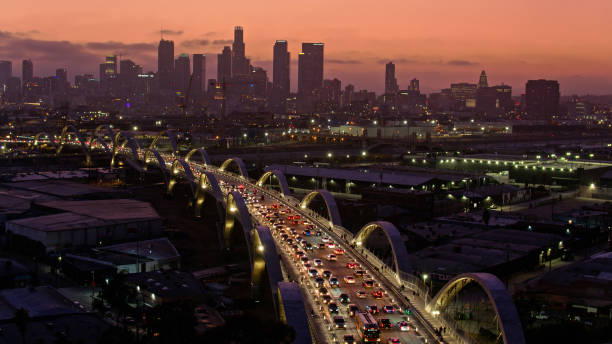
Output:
[
  {"xmin": 159, "ymin": 29, "xmax": 183, "ymax": 36},
  {"xmin": 212, "ymin": 39, "xmax": 233, "ymax": 45},
  {"xmin": 377, "ymin": 58, "xmax": 418, "ymax": 65},
  {"xmin": 446, "ymin": 59, "xmax": 478, "ymax": 66},
  {"xmin": 85, "ymin": 41, "xmax": 155, "ymax": 51},
  {"xmin": 327, "ymin": 59, "xmax": 361, "ymax": 65},
  {"xmin": 180, "ymin": 39, "xmax": 210, "ymax": 48},
  {"xmin": 204, "ymin": 32, "xmax": 217, "ymax": 37}
]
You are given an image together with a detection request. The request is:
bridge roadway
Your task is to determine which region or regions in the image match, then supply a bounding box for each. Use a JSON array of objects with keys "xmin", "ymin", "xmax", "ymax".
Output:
[{"xmin": 155, "ymin": 152, "xmax": 444, "ymax": 344}]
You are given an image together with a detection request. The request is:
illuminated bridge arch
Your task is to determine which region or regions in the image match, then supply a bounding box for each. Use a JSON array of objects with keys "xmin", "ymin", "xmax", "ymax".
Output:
[
  {"xmin": 251, "ymin": 225, "xmax": 284, "ymax": 305},
  {"xmin": 56, "ymin": 125, "xmax": 89, "ymax": 156},
  {"xmin": 168, "ymin": 159, "xmax": 196, "ymax": 196},
  {"xmin": 30, "ymin": 132, "xmax": 57, "ymax": 151},
  {"xmin": 256, "ymin": 169, "xmax": 291, "ymax": 198},
  {"xmin": 428, "ymin": 272, "xmax": 526, "ymax": 344},
  {"xmin": 299, "ymin": 189, "xmax": 342, "ymax": 227},
  {"xmin": 352, "ymin": 221, "xmax": 412, "ymax": 285},
  {"xmin": 143, "ymin": 148, "xmax": 169, "ymax": 185},
  {"xmin": 223, "ymin": 191, "xmax": 253, "ymax": 252},
  {"xmin": 193, "ymin": 171, "xmax": 223, "ymax": 217},
  {"xmin": 184, "ymin": 148, "xmax": 211, "ymax": 166},
  {"xmin": 111, "ymin": 131, "xmax": 141, "ymax": 167},
  {"xmin": 149, "ymin": 130, "xmax": 179, "ymax": 156},
  {"xmin": 277, "ymin": 282, "xmax": 312, "ymax": 344},
  {"xmin": 219, "ymin": 157, "xmax": 249, "ymax": 179}
]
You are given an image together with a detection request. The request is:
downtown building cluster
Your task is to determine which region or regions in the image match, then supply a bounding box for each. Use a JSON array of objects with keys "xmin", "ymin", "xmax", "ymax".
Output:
[{"xmin": 0, "ymin": 27, "xmax": 563, "ymax": 122}]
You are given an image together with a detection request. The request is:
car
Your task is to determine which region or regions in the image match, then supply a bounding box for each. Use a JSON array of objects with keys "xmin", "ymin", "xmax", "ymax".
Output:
[
  {"xmin": 372, "ymin": 290, "xmax": 384, "ymax": 299},
  {"xmin": 383, "ymin": 305, "xmax": 395, "ymax": 314},
  {"xmin": 354, "ymin": 270, "xmax": 366, "ymax": 277},
  {"xmin": 363, "ymin": 279, "xmax": 375, "ymax": 288},
  {"xmin": 317, "ymin": 287, "xmax": 328, "ymax": 297},
  {"xmin": 286, "ymin": 239, "xmax": 293, "ymax": 245},
  {"xmin": 321, "ymin": 236, "xmax": 330, "ymax": 243},
  {"xmin": 397, "ymin": 321, "xmax": 410, "ymax": 331},
  {"xmin": 305, "ymin": 243, "xmax": 313, "ymax": 251},
  {"xmin": 323, "ymin": 270, "xmax": 332, "ymax": 278},
  {"xmin": 316, "ymin": 231, "xmax": 322, "ymax": 236},
  {"xmin": 333, "ymin": 316, "xmax": 345, "ymax": 329},
  {"xmin": 308, "ymin": 269, "xmax": 319, "ymax": 277},
  {"xmin": 334, "ymin": 248, "xmax": 345, "ymax": 255},
  {"xmin": 328, "ymin": 302, "xmax": 339, "ymax": 314},
  {"xmin": 327, "ymin": 242, "xmax": 336, "ymax": 249},
  {"xmin": 306, "ymin": 224, "xmax": 315, "ymax": 230},
  {"xmin": 300, "ymin": 257, "xmax": 309, "ymax": 265},
  {"xmin": 313, "ymin": 259, "xmax": 323, "ymax": 266},
  {"xmin": 296, "ymin": 237, "xmax": 303, "ymax": 243},
  {"xmin": 303, "ymin": 230, "xmax": 311, "ymax": 236},
  {"xmin": 346, "ymin": 262, "xmax": 358, "ymax": 269},
  {"xmin": 366, "ymin": 305, "xmax": 379, "ymax": 315},
  {"xmin": 343, "ymin": 334, "xmax": 356, "ymax": 344},
  {"xmin": 318, "ymin": 243, "xmax": 326, "ymax": 249},
  {"xmin": 321, "ymin": 295, "xmax": 332, "ymax": 304},
  {"xmin": 344, "ymin": 276, "xmax": 355, "ymax": 284},
  {"xmin": 301, "ymin": 263, "xmax": 312, "ymax": 272},
  {"xmin": 339, "ymin": 293, "xmax": 350, "ymax": 304},
  {"xmin": 347, "ymin": 304, "xmax": 359, "ymax": 316},
  {"xmin": 315, "ymin": 277, "xmax": 325, "ymax": 287},
  {"xmin": 356, "ymin": 290, "xmax": 367, "ymax": 299},
  {"xmin": 379, "ymin": 318, "xmax": 392, "ymax": 329},
  {"xmin": 329, "ymin": 277, "xmax": 339, "ymax": 287},
  {"xmin": 326, "ymin": 254, "xmax": 337, "ymax": 261},
  {"xmin": 388, "ymin": 338, "xmax": 401, "ymax": 344}
]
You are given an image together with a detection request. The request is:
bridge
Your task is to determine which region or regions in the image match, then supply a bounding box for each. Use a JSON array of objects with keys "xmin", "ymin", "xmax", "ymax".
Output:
[{"xmin": 12, "ymin": 127, "xmax": 526, "ymax": 344}]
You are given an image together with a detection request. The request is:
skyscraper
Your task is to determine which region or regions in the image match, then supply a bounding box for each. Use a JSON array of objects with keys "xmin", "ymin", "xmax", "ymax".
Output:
[
  {"xmin": 0, "ymin": 61, "xmax": 12, "ymax": 92},
  {"xmin": 384, "ymin": 62, "xmax": 398, "ymax": 95},
  {"xmin": 192, "ymin": 54, "xmax": 206, "ymax": 99},
  {"xmin": 272, "ymin": 40, "xmax": 290, "ymax": 111},
  {"xmin": 217, "ymin": 46, "xmax": 232, "ymax": 83},
  {"xmin": 22, "ymin": 59, "xmax": 33, "ymax": 84},
  {"xmin": 158, "ymin": 39, "xmax": 175, "ymax": 91},
  {"xmin": 478, "ymin": 70, "xmax": 488, "ymax": 88},
  {"xmin": 410, "ymin": 78, "xmax": 420, "ymax": 93},
  {"xmin": 119, "ymin": 59, "xmax": 141, "ymax": 96},
  {"xmin": 525, "ymin": 79, "xmax": 560, "ymax": 121},
  {"xmin": 232, "ymin": 26, "xmax": 250, "ymax": 76},
  {"xmin": 297, "ymin": 43, "xmax": 324, "ymax": 113},
  {"xmin": 174, "ymin": 53, "xmax": 191, "ymax": 94},
  {"xmin": 99, "ymin": 55, "xmax": 117, "ymax": 92}
]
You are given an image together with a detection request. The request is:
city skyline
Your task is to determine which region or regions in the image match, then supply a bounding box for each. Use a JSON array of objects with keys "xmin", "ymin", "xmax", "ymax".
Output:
[{"xmin": 2, "ymin": 0, "xmax": 612, "ymax": 95}]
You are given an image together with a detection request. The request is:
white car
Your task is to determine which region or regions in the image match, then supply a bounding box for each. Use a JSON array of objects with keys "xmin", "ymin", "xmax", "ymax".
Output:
[
  {"xmin": 344, "ymin": 276, "xmax": 355, "ymax": 284},
  {"xmin": 314, "ymin": 259, "xmax": 323, "ymax": 266},
  {"xmin": 321, "ymin": 237, "xmax": 330, "ymax": 243}
]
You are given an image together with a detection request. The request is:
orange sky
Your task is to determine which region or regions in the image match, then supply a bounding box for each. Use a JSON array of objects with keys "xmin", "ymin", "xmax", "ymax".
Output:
[{"xmin": 2, "ymin": 0, "xmax": 612, "ymax": 94}]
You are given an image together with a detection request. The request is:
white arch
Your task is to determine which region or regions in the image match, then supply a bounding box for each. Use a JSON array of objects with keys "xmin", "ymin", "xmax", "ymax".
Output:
[
  {"xmin": 428, "ymin": 272, "xmax": 526, "ymax": 344},
  {"xmin": 193, "ymin": 171, "xmax": 223, "ymax": 218},
  {"xmin": 223, "ymin": 191, "xmax": 253, "ymax": 251},
  {"xmin": 184, "ymin": 148, "xmax": 211, "ymax": 165},
  {"xmin": 143, "ymin": 148, "xmax": 169, "ymax": 185},
  {"xmin": 251, "ymin": 225, "xmax": 284, "ymax": 305},
  {"xmin": 299, "ymin": 189, "xmax": 342, "ymax": 227},
  {"xmin": 149, "ymin": 130, "xmax": 179, "ymax": 156},
  {"xmin": 56, "ymin": 125, "xmax": 89, "ymax": 156},
  {"xmin": 219, "ymin": 157, "xmax": 249, "ymax": 179},
  {"xmin": 352, "ymin": 221, "xmax": 412, "ymax": 285},
  {"xmin": 257, "ymin": 169, "xmax": 291, "ymax": 198},
  {"xmin": 169, "ymin": 159, "xmax": 196, "ymax": 195}
]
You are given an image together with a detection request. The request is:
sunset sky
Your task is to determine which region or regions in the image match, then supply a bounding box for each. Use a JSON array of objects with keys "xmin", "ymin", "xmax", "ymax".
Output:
[{"xmin": 2, "ymin": 0, "xmax": 612, "ymax": 95}]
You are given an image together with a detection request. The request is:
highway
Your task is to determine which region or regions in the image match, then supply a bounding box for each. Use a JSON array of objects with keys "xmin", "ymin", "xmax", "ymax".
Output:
[{"xmin": 178, "ymin": 155, "xmax": 436, "ymax": 344}]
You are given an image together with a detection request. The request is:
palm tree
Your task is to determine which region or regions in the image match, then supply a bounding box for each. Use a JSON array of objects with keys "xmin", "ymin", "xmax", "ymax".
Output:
[{"xmin": 14, "ymin": 307, "xmax": 30, "ymax": 344}]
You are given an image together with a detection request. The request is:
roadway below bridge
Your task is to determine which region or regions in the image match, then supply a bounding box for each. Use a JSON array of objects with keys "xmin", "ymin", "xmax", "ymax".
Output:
[{"xmin": 158, "ymin": 152, "xmax": 448, "ymax": 344}]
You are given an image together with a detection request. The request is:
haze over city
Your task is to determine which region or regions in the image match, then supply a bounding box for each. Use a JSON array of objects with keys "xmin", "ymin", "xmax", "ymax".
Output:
[{"xmin": 2, "ymin": 0, "xmax": 612, "ymax": 94}]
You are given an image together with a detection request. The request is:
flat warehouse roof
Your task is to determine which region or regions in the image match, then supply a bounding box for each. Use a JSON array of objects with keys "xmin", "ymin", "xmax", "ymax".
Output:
[{"xmin": 37, "ymin": 199, "xmax": 160, "ymax": 221}]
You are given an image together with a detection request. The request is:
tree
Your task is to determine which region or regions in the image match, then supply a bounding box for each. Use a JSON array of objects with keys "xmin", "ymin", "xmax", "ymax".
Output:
[
  {"xmin": 14, "ymin": 307, "xmax": 30, "ymax": 344},
  {"xmin": 482, "ymin": 209, "xmax": 491, "ymax": 225}
]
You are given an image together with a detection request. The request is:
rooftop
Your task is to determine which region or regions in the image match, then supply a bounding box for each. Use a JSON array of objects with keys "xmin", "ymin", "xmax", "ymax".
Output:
[
  {"xmin": 124, "ymin": 270, "xmax": 205, "ymax": 300},
  {"xmin": 0, "ymin": 286, "xmax": 85, "ymax": 320},
  {"xmin": 37, "ymin": 199, "xmax": 160, "ymax": 222},
  {"xmin": 2, "ymin": 180, "xmax": 118, "ymax": 198}
]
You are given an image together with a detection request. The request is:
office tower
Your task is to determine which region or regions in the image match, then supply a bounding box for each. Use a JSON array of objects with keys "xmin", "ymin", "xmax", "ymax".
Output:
[
  {"xmin": 272, "ymin": 40, "xmax": 290, "ymax": 108},
  {"xmin": 119, "ymin": 59, "xmax": 141, "ymax": 96},
  {"xmin": 343, "ymin": 84, "xmax": 354, "ymax": 107},
  {"xmin": 476, "ymin": 86, "xmax": 498, "ymax": 115},
  {"xmin": 232, "ymin": 26, "xmax": 250, "ymax": 76},
  {"xmin": 297, "ymin": 43, "xmax": 324, "ymax": 113},
  {"xmin": 250, "ymin": 67, "xmax": 268, "ymax": 99},
  {"xmin": 99, "ymin": 55, "xmax": 117, "ymax": 91},
  {"xmin": 494, "ymin": 85, "xmax": 513, "ymax": 113},
  {"xmin": 451, "ymin": 82, "xmax": 477, "ymax": 109},
  {"xmin": 322, "ymin": 78, "xmax": 342, "ymax": 111},
  {"xmin": 384, "ymin": 62, "xmax": 398, "ymax": 95},
  {"xmin": 22, "ymin": 59, "xmax": 33, "ymax": 84},
  {"xmin": 410, "ymin": 78, "xmax": 420, "ymax": 93},
  {"xmin": 192, "ymin": 54, "xmax": 206, "ymax": 98},
  {"xmin": 55, "ymin": 68, "xmax": 69, "ymax": 94},
  {"xmin": 158, "ymin": 39, "xmax": 175, "ymax": 90},
  {"xmin": 217, "ymin": 46, "xmax": 232, "ymax": 83},
  {"xmin": 6, "ymin": 77, "xmax": 21, "ymax": 102},
  {"xmin": 0, "ymin": 61, "xmax": 12, "ymax": 92},
  {"xmin": 478, "ymin": 70, "xmax": 488, "ymax": 88},
  {"xmin": 174, "ymin": 53, "xmax": 191, "ymax": 94},
  {"xmin": 525, "ymin": 79, "xmax": 560, "ymax": 121}
]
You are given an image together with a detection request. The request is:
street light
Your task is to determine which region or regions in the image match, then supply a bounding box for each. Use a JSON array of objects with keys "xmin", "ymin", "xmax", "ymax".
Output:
[{"xmin": 258, "ymin": 245, "xmax": 264, "ymax": 252}]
